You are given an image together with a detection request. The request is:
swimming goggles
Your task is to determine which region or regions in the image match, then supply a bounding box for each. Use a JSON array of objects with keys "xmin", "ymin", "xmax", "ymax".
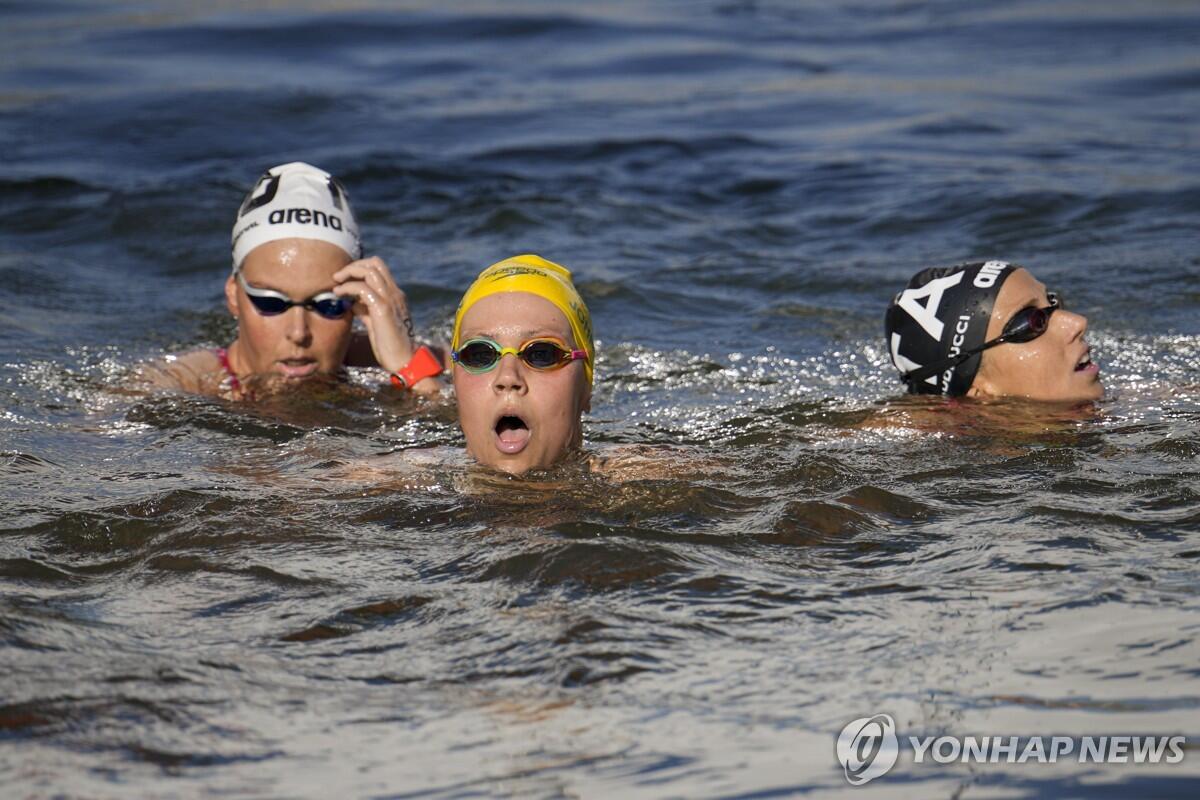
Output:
[
  {"xmin": 237, "ymin": 272, "xmax": 352, "ymax": 320},
  {"xmin": 452, "ymin": 336, "xmax": 587, "ymax": 374},
  {"xmin": 902, "ymin": 293, "xmax": 1060, "ymax": 386}
]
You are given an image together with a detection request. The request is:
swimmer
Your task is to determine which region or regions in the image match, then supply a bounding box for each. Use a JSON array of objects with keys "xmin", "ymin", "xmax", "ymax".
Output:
[
  {"xmin": 141, "ymin": 162, "xmax": 444, "ymax": 398},
  {"xmin": 319, "ymin": 255, "xmax": 711, "ymax": 484},
  {"xmin": 451, "ymin": 255, "xmax": 594, "ymax": 475},
  {"xmin": 885, "ymin": 260, "xmax": 1103, "ymax": 403}
]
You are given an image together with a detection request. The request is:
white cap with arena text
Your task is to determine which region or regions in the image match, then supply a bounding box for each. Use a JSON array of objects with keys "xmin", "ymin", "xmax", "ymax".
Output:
[{"xmin": 230, "ymin": 162, "xmax": 362, "ymax": 272}]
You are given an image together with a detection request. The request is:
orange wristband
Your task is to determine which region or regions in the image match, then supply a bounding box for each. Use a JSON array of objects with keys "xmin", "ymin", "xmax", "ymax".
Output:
[{"xmin": 390, "ymin": 345, "xmax": 443, "ymax": 389}]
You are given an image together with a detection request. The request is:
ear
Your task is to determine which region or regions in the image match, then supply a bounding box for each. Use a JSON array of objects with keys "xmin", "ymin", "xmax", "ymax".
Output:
[
  {"xmin": 966, "ymin": 376, "xmax": 993, "ymax": 399},
  {"xmin": 224, "ymin": 275, "xmax": 239, "ymax": 318}
]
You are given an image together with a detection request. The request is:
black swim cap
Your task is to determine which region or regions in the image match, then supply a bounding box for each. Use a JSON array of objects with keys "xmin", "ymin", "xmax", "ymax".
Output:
[{"xmin": 884, "ymin": 260, "xmax": 1018, "ymax": 396}]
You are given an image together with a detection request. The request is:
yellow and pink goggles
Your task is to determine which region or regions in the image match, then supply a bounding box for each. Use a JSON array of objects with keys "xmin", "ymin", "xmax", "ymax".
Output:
[{"xmin": 452, "ymin": 336, "xmax": 587, "ymax": 374}]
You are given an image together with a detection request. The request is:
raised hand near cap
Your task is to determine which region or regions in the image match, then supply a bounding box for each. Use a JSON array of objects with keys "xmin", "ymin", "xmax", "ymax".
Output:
[{"xmin": 332, "ymin": 257, "xmax": 441, "ymax": 393}]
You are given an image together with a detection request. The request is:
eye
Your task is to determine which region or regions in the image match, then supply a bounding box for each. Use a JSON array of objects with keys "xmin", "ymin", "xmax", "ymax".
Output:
[
  {"xmin": 522, "ymin": 341, "xmax": 567, "ymax": 367},
  {"xmin": 1001, "ymin": 306, "xmax": 1052, "ymax": 342},
  {"xmin": 457, "ymin": 341, "xmax": 500, "ymax": 369},
  {"xmin": 312, "ymin": 297, "xmax": 352, "ymax": 319},
  {"xmin": 246, "ymin": 294, "xmax": 290, "ymax": 315}
]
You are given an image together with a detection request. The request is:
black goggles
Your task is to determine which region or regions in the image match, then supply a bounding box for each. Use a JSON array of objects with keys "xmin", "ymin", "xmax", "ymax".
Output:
[
  {"xmin": 237, "ymin": 272, "xmax": 352, "ymax": 320},
  {"xmin": 902, "ymin": 293, "xmax": 1060, "ymax": 386}
]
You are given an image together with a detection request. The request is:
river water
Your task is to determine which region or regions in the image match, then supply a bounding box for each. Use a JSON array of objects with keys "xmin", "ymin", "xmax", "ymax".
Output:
[{"xmin": 2, "ymin": 1, "xmax": 1199, "ymax": 796}]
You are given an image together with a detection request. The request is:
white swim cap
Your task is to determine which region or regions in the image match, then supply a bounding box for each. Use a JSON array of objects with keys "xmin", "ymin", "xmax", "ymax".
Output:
[{"xmin": 230, "ymin": 162, "xmax": 362, "ymax": 272}]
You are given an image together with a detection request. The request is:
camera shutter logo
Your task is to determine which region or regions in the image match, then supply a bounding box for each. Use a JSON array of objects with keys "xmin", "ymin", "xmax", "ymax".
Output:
[{"xmin": 837, "ymin": 714, "xmax": 899, "ymax": 785}]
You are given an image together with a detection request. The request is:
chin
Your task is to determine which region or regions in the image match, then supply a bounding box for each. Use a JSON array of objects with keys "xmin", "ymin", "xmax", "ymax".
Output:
[
  {"xmin": 496, "ymin": 460, "xmax": 532, "ymax": 476},
  {"xmin": 488, "ymin": 448, "xmax": 565, "ymax": 476},
  {"xmin": 479, "ymin": 456, "xmax": 532, "ymax": 476},
  {"xmin": 1071, "ymin": 377, "xmax": 1105, "ymax": 402},
  {"xmin": 1050, "ymin": 387, "xmax": 1104, "ymax": 404},
  {"xmin": 468, "ymin": 441, "xmax": 529, "ymax": 476}
]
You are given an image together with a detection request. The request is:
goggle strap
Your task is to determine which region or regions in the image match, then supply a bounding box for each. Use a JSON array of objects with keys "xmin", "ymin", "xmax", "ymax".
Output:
[{"xmin": 902, "ymin": 304, "xmax": 1057, "ymax": 386}]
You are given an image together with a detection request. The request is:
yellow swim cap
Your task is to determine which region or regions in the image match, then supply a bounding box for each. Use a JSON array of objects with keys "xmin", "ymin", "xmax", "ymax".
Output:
[{"xmin": 452, "ymin": 254, "xmax": 594, "ymax": 385}]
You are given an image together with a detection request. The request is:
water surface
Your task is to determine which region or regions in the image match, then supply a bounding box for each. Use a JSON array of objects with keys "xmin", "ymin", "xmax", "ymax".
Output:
[{"xmin": 2, "ymin": 0, "xmax": 1199, "ymax": 796}]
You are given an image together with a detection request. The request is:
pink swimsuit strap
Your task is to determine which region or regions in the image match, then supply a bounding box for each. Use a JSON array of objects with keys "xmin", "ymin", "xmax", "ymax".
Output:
[{"xmin": 214, "ymin": 347, "xmax": 242, "ymax": 394}]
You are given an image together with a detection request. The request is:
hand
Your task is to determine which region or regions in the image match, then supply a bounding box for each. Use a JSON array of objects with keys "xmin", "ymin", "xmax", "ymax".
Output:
[{"xmin": 332, "ymin": 257, "xmax": 417, "ymax": 375}]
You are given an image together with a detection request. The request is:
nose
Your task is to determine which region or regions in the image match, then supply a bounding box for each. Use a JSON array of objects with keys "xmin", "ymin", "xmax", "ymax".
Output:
[
  {"xmin": 490, "ymin": 351, "xmax": 527, "ymax": 395},
  {"xmin": 1056, "ymin": 308, "xmax": 1087, "ymax": 343},
  {"xmin": 284, "ymin": 305, "xmax": 312, "ymax": 346}
]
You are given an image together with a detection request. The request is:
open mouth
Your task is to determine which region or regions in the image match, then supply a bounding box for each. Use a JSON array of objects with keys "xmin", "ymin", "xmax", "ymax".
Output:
[
  {"xmin": 494, "ymin": 414, "xmax": 531, "ymax": 455},
  {"xmin": 1074, "ymin": 351, "xmax": 1097, "ymax": 373},
  {"xmin": 278, "ymin": 358, "xmax": 318, "ymax": 378}
]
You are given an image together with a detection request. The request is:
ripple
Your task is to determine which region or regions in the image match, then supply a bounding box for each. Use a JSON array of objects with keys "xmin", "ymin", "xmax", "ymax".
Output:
[
  {"xmin": 281, "ymin": 595, "xmax": 434, "ymax": 643},
  {"xmin": 478, "ymin": 540, "xmax": 697, "ymax": 593}
]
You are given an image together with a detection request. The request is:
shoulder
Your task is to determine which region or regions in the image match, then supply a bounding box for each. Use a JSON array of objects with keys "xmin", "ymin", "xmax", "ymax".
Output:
[
  {"xmin": 587, "ymin": 443, "xmax": 719, "ymax": 482},
  {"xmin": 134, "ymin": 349, "xmax": 226, "ymax": 394}
]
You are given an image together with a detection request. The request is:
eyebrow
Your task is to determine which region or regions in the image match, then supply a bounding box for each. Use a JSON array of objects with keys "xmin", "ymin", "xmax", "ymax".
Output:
[
  {"xmin": 1001, "ymin": 292, "xmax": 1047, "ymax": 328},
  {"xmin": 1012, "ymin": 294, "xmax": 1041, "ymax": 310}
]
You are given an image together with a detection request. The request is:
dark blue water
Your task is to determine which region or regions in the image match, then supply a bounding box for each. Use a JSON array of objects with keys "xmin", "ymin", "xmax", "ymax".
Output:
[{"xmin": 2, "ymin": 1, "xmax": 1199, "ymax": 796}]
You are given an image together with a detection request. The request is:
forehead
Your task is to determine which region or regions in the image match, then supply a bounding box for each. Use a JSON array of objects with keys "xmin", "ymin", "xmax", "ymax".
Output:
[
  {"xmin": 240, "ymin": 238, "xmax": 351, "ymax": 289},
  {"xmin": 460, "ymin": 291, "xmax": 572, "ymax": 339},
  {"xmin": 986, "ymin": 268, "xmax": 1047, "ymax": 339},
  {"xmin": 994, "ymin": 268, "xmax": 1045, "ymax": 313}
]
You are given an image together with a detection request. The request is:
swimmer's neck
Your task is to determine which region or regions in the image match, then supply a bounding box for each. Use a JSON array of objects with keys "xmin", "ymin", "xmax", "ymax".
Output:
[{"xmin": 224, "ymin": 340, "xmax": 249, "ymax": 379}]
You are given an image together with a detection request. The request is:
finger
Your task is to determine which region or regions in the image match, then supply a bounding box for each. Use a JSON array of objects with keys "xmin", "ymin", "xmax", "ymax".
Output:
[
  {"xmin": 335, "ymin": 284, "xmax": 413, "ymax": 346},
  {"xmin": 333, "ymin": 281, "xmax": 381, "ymax": 315},
  {"xmin": 358, "ymin": 256, "xmax": 401, "ymax": 294},
  {"xmin": 363, "ymin": 266, "xmax": 407, "ymax": 311},
  {"xmin": 331, "ymin": 258, "xmax": 378, "ymax": 285},
  {"xmin": 332, "ymin": 280, "xmax": 367, "ymax": 300},
  {"xmin": 333, "ymin": 256, "xmax": 394, "ymax": 288},
  {"xmin": 361, "ymin": 268, "xmax": 406, "ymax": 307},
  {"xmin": 334, "ymin": 263, "xmax": 407, "ymax": 310}
]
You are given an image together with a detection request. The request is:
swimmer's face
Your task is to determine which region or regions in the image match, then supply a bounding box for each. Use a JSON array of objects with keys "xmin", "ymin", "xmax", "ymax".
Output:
[
  {"xmin": 225, "ymin": 238, "xmax": 354, "ymax": 380},
  {"xmin": 453, "ymin": 292, "xmax": 591, "ymax": 475},
  {"xmin": 969, "ymin": 269, "xmax": 1104, "ymax": 403}
]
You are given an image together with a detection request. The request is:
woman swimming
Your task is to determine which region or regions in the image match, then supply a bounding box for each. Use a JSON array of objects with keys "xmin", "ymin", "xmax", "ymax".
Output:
[
  {"xmin": 885, "ymin": 260, "xmax": 1103, "ymax": 402},
  {"xmin": 450, "ymin": 255, "xmax": 594, "ymax": 475},
  {"xmin": 142, "ymin": 162, "xmax": 444, "ymax": 398},
  {"xmin": 327, "ymin": 254, "xmax": 692, "ymax": 486}
]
